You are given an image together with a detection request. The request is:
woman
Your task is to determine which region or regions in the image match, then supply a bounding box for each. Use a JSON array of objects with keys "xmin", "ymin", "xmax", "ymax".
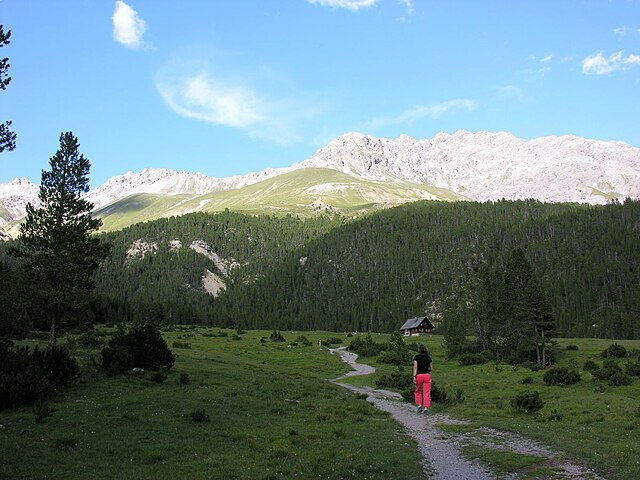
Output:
[{"xmin": 413, "ymin": 343, "xmax": 432, "ymax": 414}]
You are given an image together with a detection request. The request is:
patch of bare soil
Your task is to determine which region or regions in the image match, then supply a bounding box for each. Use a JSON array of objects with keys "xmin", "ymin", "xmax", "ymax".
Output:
[{"xmin": 330, "ymin": 347, "xmax": 606, "ymax": 480}]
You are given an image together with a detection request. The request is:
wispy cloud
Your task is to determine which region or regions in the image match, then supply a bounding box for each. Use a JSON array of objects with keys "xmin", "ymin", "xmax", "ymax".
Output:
[
  {"xmin": 306, "ymin": 0, "xmax": 379, "ymax": 11},
  {"xmin": 399, "ymin": 0, "xmax": 414, "ymax": 15},
  {"xmin": 157, "ymin": 73, "xmax": 265, "ymax": 128},
  {"xmin": 541, "ymin": 54, "xmax": 553, "ymax": 63},
  {"xmin": 613, "ymin": 26, "xmax": 628, "ymax": 38},
  {"xmin": 365, "ymin": 99, "xmax": 477, "ymax": 129},
  {"xmin": 112, "ymin": 1, "xmax": 148, "ymax": 50},
  {"xmin": 156, "ymin": 58, "xmax": 325, "ymax": 144},
  {"xmin": 582, "ymin": 50, "xmax": 640, "ymax": 75}
]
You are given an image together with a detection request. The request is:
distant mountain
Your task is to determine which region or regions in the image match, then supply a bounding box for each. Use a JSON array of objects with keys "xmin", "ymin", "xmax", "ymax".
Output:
[{"xmin": 1, "ymin": 130, "xmax": 639, "ymax": 237}]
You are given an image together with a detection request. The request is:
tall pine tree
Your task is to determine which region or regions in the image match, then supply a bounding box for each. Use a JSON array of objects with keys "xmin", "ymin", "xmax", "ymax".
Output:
[
  {"xmin": 0, "ymin": 24, "xmax": 16, "ymax": 153},
  {"xmin": 13, "ymin": 132, "xmax": 110, "ymax": 343}
]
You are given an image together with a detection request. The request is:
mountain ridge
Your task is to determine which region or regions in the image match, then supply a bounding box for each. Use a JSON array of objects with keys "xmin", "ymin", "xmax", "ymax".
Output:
[{"xmin": 1, "ymin": 130, "xmax": 639, "ymax": 237}]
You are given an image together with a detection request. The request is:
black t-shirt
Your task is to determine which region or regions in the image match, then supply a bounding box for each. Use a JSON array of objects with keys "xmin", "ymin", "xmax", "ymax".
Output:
[{"xmin": 413, "ymin": 353, "xmax": 432, "ymax": 375}]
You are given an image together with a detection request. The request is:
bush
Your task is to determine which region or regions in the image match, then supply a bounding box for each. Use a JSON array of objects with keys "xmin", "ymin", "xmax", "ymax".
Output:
[
  {"xmin": 34, "ymin": 399, "xmax": 55, "ymax": 423},
  {"xmin": 583, "ymin": 360, "xmax": 600, "ymax": 373},
  {"xmin": 519, "ymin": 376, "xmax": 534, "ymax": 384},
  {"xmin": 543, "ymin": 367, "xmax": 581, "ymax": 386},
  {"xmin": 172, "ymin": 341, "xmax": 191, "ymax": 349},
  {"xmin": 151, "ymin": 370, "xmax": 169, "ymax": 383},
  {"xmin": 269, "ymin": 330, "xmax": 286, "ymax": 343},
  {"xmin": 348, "ymin": 334, "xmax": 382, "ymax": 357},
  {"xmin": 602, "ymin": 343, "xmax": 627, "ymax": 358},
  {"xmin": 625, "ymin": 360, "xmax": 640, "ymax": 377},
  {"xmin": 78, "ymin": 330, "xmax": 104, "ymax": 349},
  {"xmin": 458, "ymin": 353, "xmax": 489, "ymax": 366},
  {"xmin": 100, "ymin": 323, "xmax": 175, "ymax": 375},
  {"xmin": 295, "ymin": 335, "xmax": 312, "ymax": 347},
  {"xmin": 321, "ymin": 337, "xmax": 343, "ymax": 346},
  {"xmin": 511, "ymin": 390, "xmax": 544, "ymax": 413},
  {"xmin": 191, "ymin": 409, "xmax": 210, "ymax": 423},
  {"xmin": 609, "ymin": 372, "xmax": 634, "ymax": 386},
  {"xmin": 593, "ymin": 359, "xmax": 623, "ymax": 381},
  {"xmin": 179, "ymin": 372, "xmax": 190, "ymax": 385},
  {"xmin": 375, "ymin": 367, "xmax": 412, "ymax": 390},
  {"xmin": 430, "ymin": 381, "xmax": 450, "ymax": 405},
  {"xmin": 565, "ymin": 344, "xmax": 579, "ymax": 351},
  {"xmin": 0, "ymin": 342, "xmax": 79, "ymax": 410},
  {"xmin": 379, "ymin": 331, "xmax": 411, "ymax": 366}
]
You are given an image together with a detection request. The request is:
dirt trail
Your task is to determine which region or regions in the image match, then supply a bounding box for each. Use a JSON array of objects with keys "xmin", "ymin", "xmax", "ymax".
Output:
[{"xmin": 330, "ymin": 347, "xmax": 605, "ymax": 480}]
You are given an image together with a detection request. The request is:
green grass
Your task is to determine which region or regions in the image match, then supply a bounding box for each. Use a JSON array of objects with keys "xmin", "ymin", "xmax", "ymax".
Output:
[
  {"xmin": 92, "ymin": 168, "xmax": 465, "ymax": 232},
  {"xmin": 0, "ymin": 328, "xmax": 425, "ymax": 480},
  {"xmin": 339, "ymin": 335, "xmax": 640, "ymax": 480},
  {"xmin": 461, "ymin": 446, "xmax": 545, "ymax": 477}
]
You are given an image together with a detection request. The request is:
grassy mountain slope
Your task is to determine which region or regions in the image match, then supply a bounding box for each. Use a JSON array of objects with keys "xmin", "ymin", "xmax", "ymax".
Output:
[
  {"xmin": 93, "ymin": 168, "xmax": 464, "ymax": 232},
  {"xmin": 92, "ymin": 200, "xmax": 640, "ymax": 339}
]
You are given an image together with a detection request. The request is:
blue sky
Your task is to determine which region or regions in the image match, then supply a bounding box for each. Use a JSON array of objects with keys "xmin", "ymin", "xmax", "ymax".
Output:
[{"xmin": 2, "ymin": 0, "xmax": 639, "ymax": 187}]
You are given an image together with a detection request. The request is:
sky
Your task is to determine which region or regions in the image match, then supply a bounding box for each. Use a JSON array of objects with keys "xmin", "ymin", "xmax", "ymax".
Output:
[{"xmin": 1, "ymin": 0, "xmax": 639, "ymax": 187}]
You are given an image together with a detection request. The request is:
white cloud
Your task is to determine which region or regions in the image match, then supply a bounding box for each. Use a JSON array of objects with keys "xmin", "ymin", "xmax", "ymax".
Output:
[
  {"xmin": 582, "ymin": 50, "xmax": 640, "ymax": 75},
  {"xmin": 156, "ymin": 59, "xmax": 325, "ymax": 144},
  {"xmin": 112, "ymin": 1, "xmax": 148, "ymax": 49},
  {"xmin": 366, "ymin": 99, "xmax": 477, "ymax": 128},
  {"xmin": 399, "ymin": 0, "xmax": 413, "ymax": 15},
  {"xmin": 157, "ymin": 73, "xmax": 265, "ymax": 128},
  {"xmin": 613, "ymin": 26, "xmax": 628, "ymax": 38},
  {"xmin": 307, "ymin": 0, "xmax": 379, "ymax": 11},
  {"xmin": 541, "ymin": 54, "xmax": 553, "ymax": 63}
]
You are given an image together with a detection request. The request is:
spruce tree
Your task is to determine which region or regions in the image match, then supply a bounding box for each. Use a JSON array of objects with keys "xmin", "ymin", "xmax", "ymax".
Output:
[
  {"xmin": 0, "ymin": 25, "xmax": 16, "ymax": 153},
  {"xmin": 13, "ymin": 132, "xmax": 110, "ymax": 343}
]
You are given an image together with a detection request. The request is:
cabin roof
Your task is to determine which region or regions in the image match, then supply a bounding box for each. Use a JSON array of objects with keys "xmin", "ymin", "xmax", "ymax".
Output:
[{"xmin": 399, "ymin": 316, "xmax": 433, "ymax": 330}]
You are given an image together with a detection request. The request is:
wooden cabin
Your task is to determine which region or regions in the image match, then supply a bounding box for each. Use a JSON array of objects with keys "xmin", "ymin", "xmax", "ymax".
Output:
[{"xmin": 400, "ymin": 316, "xmax": 435, "ymax": 336}]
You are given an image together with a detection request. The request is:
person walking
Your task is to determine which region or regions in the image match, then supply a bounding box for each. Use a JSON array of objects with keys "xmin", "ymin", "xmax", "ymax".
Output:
[{"xmin": 413, "ymin": 343, "xmax": 432, "ymax": 414}]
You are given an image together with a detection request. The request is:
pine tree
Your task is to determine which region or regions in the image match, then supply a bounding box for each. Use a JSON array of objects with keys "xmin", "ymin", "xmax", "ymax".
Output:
[
  {"xmin": 0, "ymin": 25, "xmax": 16, "ymax": 153},
  {"xmin": 13, "ymin": 132, "xmax": 110, "ymax": 343}
]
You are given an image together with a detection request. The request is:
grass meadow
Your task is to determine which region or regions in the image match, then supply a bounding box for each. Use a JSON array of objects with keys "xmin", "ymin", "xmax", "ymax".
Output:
[
  {"xmin": 2, "ymin": 328, "xmax": 639, "ymax": 479},
  {"xmin": 341, "ymin": 334, "xmax": 640, "ymax": 480},
  {"xmin": 0, "ymin": 328, "xmax": 424, "ymax": 480}
]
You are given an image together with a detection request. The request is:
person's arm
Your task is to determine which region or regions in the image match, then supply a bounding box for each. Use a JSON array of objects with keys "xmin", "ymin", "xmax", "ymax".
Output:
[{"xmin": 413, "ymin": 359, "xmax": 418, "ymax": 383}]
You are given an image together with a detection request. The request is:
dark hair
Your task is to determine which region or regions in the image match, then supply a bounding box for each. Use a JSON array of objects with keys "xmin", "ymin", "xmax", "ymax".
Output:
[{"xmin": 418, "ymin": 343, "xmax": 428, "ymax": 354}]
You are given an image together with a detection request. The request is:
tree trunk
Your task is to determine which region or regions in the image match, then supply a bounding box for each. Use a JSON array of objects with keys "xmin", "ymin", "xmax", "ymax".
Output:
[{"xmin": 49, "ymin": 317, "xmax": 56, "ymax": 345}]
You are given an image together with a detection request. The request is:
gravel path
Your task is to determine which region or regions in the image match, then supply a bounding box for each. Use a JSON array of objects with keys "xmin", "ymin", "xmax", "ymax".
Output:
[{"xmin": 329, "ymin": 347, "xmax": 606, "ymax": 480}]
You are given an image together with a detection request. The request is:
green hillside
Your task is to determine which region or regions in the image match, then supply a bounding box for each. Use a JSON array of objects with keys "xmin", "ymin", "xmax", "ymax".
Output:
[
  {"xmin": 93, "ymin": 168, "xmax": 464, "ymax": 232},
  {"xmin": 87, "ymin": 199, "xmax": 640, "ymax": 339}
]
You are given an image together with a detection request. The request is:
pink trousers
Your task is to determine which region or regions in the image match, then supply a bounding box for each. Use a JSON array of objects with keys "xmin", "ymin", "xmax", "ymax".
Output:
[{"xmin": 414, "ymin": 373, "xmax": 432, "ymax": 407}]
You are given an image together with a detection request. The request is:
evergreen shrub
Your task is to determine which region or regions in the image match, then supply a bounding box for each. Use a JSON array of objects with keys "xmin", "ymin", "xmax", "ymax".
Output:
[
  {"xmin": 601, "ymin": 343, "xmax": 627, "ymax": 358},
  {"xmin": 295, "ymin": 335, "xmax": 312, "ymax": 347},
  {"xmin": 583, "ymin": 360, "xmax": 600, "ymax": 373},
  {"xmin": 0, "ymin": 340, "xmax": 79, "ymax": 410},
  {"xmin": 100, "ymin": 323, "xmax": 175, "ymax": 375},
  {"xmin": 379, "ymin": 331, "xmax": 411, "ymax": 366},
  {"xmin": 511, "ymin": 390, "xmax": 544, "ymax": 413},
  {"xmin": 430, "ymin": 381, "xmax": 450, "ymax": 405},
  {"xmin": 519, "ymin": 376, "xmax": 534, "ymax": 384},
  {"xmin": 179, "ymin": 372, "xmax": 190, "ymax": 385},
  {"xmin": 348, "ymin": 334, "xmax": 382, "ymax": 357},
  {"xmin": 565, "ymin": 344, "xmax": 579, "ymax": 351},
  {"xmin": 375, "ymin": 367, "xmax": 411, "ymax": 390},
  {"xmin": 458, "ymin": 353, "xmax": 489, "ymax": 366},
  {"xmin": 269, "ymin": 330, "xmax": 286, "ymax": 343},
  {"xmin": 543, "ymin": 367, "xmax": 581, "ymax": 386},
  {"xmin": 625, "ymin": 360, "xmax": 640, "ymax": 377},
  {"xmin": 322, "ymin": 337, "xmax": 343, "ymax": 346},
  {"xmin": 78, "ymin": 330, "xmax": 104, "ymax": 349},
  {"xmin": 593, "ymin": 359, "xmax": 623, "ymax": 381},
  {"xmin": 191, "ymin": 409, "xmax": 210, "ymax": 423},
  {"xmin": 609, "ymin": 372, "xmax": 633, "ymax": 387},
  {"xmin": 151, "ymin": 370, "xmax": 169, "ymax": 383}
]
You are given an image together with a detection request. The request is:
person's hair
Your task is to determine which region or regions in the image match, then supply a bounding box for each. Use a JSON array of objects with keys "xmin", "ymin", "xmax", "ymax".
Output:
[{"xmin": 418, "ymin": 343, "xmax": 428, "ymax": 354}]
